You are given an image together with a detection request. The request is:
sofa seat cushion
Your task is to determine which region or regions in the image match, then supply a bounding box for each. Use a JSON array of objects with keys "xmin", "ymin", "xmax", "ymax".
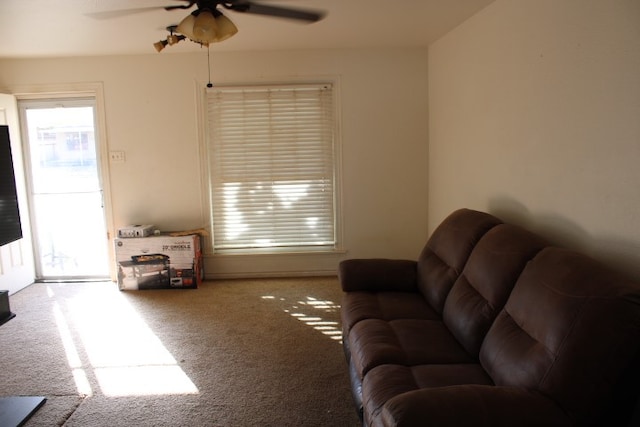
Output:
[
  {"xmin": 363, "ymin": 364, "xmax": 494, "ymax": 426},
  {"xmin": 341, "ymin": 291, "xmax": 440, "ymax": 338},
  {"xmin": 378, "ymin": 385, "xmax": 571, "ymax": 427},
  {"xmin": 348, "ymin": 318, "xmax": 474, "ymax": 378}
]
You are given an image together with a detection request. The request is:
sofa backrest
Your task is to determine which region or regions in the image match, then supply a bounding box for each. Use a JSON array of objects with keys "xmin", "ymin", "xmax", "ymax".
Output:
[
  {"xmin": 417, "ymin": 208, "xmax": 502, "ymax": 314},
  {"xmin": 442, "ymin": 224, "xmax": 548, "ymax": 358},
  {"xmin": 479, "ymin": 247, "xmax": 640, "ymax": 424}
]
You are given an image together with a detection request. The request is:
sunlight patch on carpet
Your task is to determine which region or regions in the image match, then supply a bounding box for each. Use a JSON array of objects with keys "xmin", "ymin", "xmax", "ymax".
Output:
[
  {"xmin": 53, "ymin": 302, "xmax": 93, "ymax": 396},
  {"xmin": 95, "ymin": 366, "xmax": 198, "ymax": 396},
  {"xmin": 262, "ymin": 295, "xmax": 342, "ymax": 343},
  {"xmin": 51, "ymin": 285, "xmax": 199, "ymax": 397}
]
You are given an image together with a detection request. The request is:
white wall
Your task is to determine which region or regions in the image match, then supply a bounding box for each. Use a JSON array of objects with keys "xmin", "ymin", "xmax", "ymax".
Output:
[
  {"xmin": 0, "ymin": 48, "xmax": 429, "ymax": 278},
  {"xmin": 428, "ymin": 0, "xmax": 640, "ymax": 279}
]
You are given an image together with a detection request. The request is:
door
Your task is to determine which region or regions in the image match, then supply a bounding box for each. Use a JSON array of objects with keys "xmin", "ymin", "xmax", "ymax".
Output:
[
  {"xmin": 19, "ymin": 98, "xmax": 109, "ymax": 280},
  {"xmin": 0, "ymin": 94, "xmax": 36, "ymax": 294}
]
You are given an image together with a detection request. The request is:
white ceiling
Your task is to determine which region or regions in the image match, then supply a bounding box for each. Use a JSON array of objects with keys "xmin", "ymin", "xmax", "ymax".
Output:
[{"xmin": 0, "ymin": 0, "xmax": 494, "ymax": 59}]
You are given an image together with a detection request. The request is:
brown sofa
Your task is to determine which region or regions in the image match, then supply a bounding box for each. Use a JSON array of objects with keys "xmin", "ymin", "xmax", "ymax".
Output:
[{"xmin": 339, "ymin": 208, "xmax": 640, "ymax": 427}]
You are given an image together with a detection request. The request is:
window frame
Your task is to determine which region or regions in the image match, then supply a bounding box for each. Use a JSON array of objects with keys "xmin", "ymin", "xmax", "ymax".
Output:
[{"xmin": 202, "ymin": 82, "xmax": 343, "ymax": 256}]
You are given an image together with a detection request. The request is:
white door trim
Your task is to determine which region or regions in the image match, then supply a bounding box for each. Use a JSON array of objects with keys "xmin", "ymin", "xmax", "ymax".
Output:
[{"xmin": 9, "ymin": 82, "xmax": 116, "ymax": 280}]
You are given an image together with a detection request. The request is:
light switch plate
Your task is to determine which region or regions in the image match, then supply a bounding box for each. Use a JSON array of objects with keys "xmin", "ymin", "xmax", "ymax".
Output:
[{"xmin": 109, "ymin": 151, "xmax": 125, "ymax": 163}]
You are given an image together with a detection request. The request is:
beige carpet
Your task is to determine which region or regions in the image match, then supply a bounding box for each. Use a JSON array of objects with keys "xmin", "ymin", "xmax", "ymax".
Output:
[{"xmin": 0, "ymin": 277, "xmax": 360, "ymax": 426}]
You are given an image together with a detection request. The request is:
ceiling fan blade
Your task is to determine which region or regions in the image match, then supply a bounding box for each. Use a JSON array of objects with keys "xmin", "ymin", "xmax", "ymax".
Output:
[
  {"xmin": 165, "ymin": 1, "xmax": 197, "ymax": 11},
  {"xmin": 85, "ymin": 1, "xmax": 194, "ymax": 20},
  {"xmin": 224, "ymin": 1, "xmax": 325, "ymax": 23},
  {"xmin": 86, "ymin": 6, "xmax": 180, "ymax": 20}
]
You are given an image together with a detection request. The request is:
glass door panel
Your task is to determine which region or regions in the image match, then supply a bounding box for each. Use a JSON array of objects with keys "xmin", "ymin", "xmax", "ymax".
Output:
[{"xmin": 21, "ymin": 100, "xmax": 109, "ymax": 279}]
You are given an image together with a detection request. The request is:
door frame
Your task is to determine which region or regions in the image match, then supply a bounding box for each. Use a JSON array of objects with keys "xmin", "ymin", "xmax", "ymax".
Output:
[
  {"xmin": 9, "ymin": 82, "xmax": 116, "ymax": 281},
  {"xmin": 0, "ymin": 94, "xmax": 35, "ymax": 294}
]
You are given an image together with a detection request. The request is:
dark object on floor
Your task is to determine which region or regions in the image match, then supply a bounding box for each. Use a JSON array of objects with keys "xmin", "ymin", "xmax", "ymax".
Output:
[
  {"xmin": 340, "ymin": 208, "xmax": 640, "ymax": 427},
  {"xmin": 0, "ymin": 291, "xmax": 15, "ymax": 326},
  {"xmin": 0, "ymin": 396, "xmax": 46, "ymax": 427}
]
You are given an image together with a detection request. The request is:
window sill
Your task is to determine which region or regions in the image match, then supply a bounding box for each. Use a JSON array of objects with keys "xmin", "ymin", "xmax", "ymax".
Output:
[
  {"xmin": 207, "ymin": 248, "xmax": 347, "ymax": 258},
  {"xmin": 202, "ymin": 248, "xmax": 348, "ymax": 279}
]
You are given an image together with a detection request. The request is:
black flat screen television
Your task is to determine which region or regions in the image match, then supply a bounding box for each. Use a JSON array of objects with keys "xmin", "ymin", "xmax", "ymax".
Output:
[{"xmin": 0, "ymin": 125, "xmax": 23, "ymax": 246}]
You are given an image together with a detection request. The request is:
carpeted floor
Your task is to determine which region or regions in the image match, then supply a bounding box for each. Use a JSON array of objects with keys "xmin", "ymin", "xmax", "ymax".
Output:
[{"xmin": 0, "ymin": 277, "xmax": 361, "ymax": 426}]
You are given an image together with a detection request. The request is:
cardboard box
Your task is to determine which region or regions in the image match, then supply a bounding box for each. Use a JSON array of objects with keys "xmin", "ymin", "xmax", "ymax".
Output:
[
  {"xmin": 114, "ymin": 234, "xmax": 202, "ymax": 290},
  {"xmin": 117, "ymin": 224, "xmax": 156, "ymax": 238}
]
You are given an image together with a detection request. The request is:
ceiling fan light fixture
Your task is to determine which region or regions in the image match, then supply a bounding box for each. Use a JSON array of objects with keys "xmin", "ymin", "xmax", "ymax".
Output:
[
  {"xmin": 176, "ymin": 13, "xmax": 197, "ymax": 41},
  {"xmin": 153, "ymin": 39, "xmax": 168, "ymax": 52},
  {"xmin": 193, "ymin": 10, "xmax": 219, "ymax": 43},
  {"xmin": 176, "ymin": 9, "xmax": 238, "ymax": 45},
  {"xmin": 213, "ymin": 13, "xmax": 238, "ymax": 43}
]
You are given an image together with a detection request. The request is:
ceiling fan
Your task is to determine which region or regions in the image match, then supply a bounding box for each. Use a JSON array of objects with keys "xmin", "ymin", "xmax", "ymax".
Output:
[{"xmin": 89, "ymin": 0, "xmax": 326, "ymax": 52}]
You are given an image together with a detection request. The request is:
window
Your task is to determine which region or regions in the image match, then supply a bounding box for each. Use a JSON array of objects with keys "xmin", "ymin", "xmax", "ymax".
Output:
[{"xmin": 206, "ymin": 84, "xmax": 337, "ymax": 253}]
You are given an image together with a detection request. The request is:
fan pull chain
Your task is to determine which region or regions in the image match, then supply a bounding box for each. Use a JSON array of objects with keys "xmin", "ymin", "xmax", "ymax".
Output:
[{"xmin": 207, "ymin": 45, "xmax": 213, "ymax": 88}]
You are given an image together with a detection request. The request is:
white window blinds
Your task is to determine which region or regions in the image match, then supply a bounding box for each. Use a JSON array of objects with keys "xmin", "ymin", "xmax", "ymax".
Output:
[{"xmin": 207, "ymin": 84, "xmax": 336, "ymax": 252}]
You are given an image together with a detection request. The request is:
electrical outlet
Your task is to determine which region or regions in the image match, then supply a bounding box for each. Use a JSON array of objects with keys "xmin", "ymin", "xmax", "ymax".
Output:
[{"xmin": 109, "ymin": 151, "xmax": 125, "ymax": 163}]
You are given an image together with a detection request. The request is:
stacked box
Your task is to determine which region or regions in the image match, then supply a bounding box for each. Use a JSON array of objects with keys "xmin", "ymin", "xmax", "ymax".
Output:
[{"xmin": 114, "ymin": 234, "xmax": 202, "ymax": 290}]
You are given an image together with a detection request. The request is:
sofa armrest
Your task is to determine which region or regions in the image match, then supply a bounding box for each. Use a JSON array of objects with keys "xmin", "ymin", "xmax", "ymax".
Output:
[
  {"xmin": 379, "ymin": 385, "xmax": 571, "ymax": 427},
  {"xmin": 338, "ymin": 259, "xmax": 417, "ymax": 292}
]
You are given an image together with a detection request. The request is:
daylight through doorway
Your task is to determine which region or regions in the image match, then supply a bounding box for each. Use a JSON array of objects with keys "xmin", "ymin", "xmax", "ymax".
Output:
[{"xmin": 20, "ymin": 99, "xmax": 109, "ymax": 280}]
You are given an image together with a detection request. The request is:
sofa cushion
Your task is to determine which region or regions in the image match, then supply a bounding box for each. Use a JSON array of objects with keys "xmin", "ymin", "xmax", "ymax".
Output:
[
  {"xmin": 348, "ymin": 318, "xmax": 473, "ymax": 379},
  {"xmin": 442, "ymin": 224, "xmax": 547, "ymax": 357},
  {"xmin": 363, "ymin": 364, "xmax": 493, "ymax": 426},
  {"xmin": 480, "ymin": 247, "xmax": 640, "ymax": 424},
  {"xmin": 339, "ymin": 259, "xmax": 418, "ymax": 293},
  {"xmin": 341, "ymin": 291, "xmax": 439, "ymax": 341},
  {"xmin": 378, "ymin": 385, "xmax": 571, "ymax": 427},
  {"xmin": 338, "ymin": 209, "xmax": 501, "ymax": 340},
  {"xmin": 417, "ymin": 209, "xmax": 502, "ymax": 315}
]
